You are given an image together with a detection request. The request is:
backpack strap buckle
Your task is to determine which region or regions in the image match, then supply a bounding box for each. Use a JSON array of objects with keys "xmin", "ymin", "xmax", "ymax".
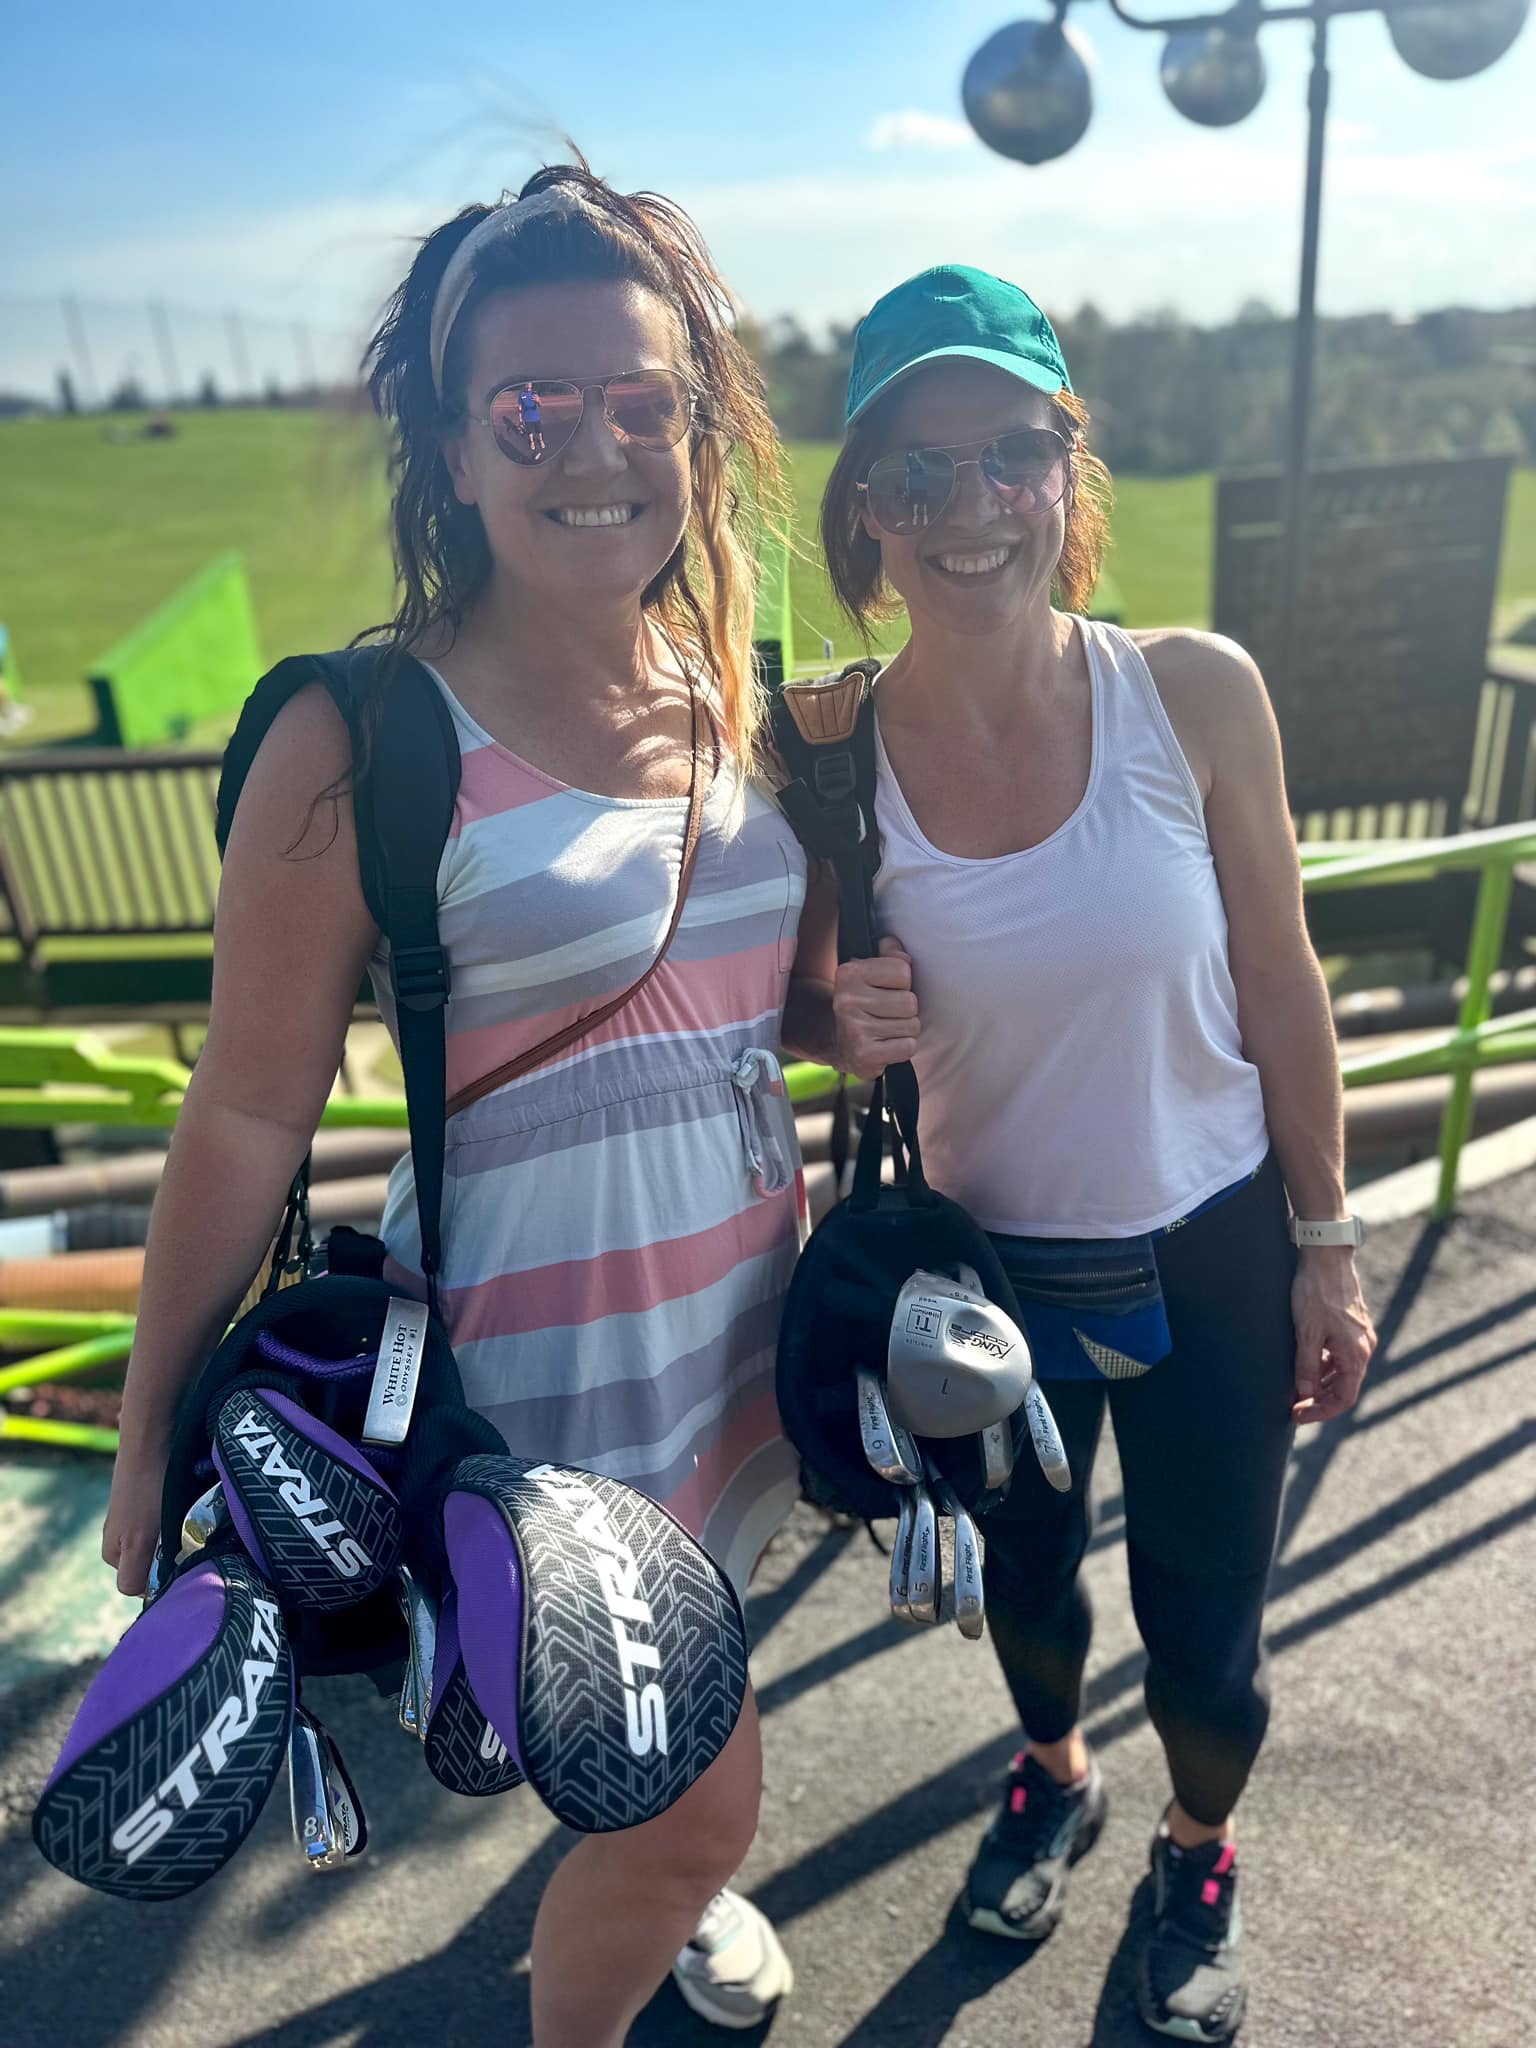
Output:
[{"xmin": 391, "ymin": 943, "xmax": 450, "ymax": 1011}]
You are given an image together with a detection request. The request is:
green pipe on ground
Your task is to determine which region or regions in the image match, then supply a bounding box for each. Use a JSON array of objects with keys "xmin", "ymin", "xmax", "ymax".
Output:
[
  {"xmin": 0, "ymin": 1413, "xmax": 120, "ymax": 1454},
  {"xmin": 0, "ymin": 1330, "xmax": 134, "ymax": 1396}
]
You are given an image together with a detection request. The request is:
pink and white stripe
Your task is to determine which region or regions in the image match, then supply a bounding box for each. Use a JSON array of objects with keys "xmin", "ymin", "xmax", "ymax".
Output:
[{"xmin": 374, "ymin": 668, "xmax": 809, "ymax": 1598}]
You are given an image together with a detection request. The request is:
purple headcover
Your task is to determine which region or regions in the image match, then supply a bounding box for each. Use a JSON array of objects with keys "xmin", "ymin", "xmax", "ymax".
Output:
[
  {"xmin": 212, "ymin": 1384, "xmax": 402, "ymax": 1611},
  {"xmin": 33, "ymin": 1552, "xmax": 294, "ymax": 1901}
]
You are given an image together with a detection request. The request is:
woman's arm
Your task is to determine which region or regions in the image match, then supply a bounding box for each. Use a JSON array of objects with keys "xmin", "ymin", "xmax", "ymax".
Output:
[
  {"xmin": 103, "ymin": 686, "xmax": 380, "ymax": 1593},
  {"xmin": 781, "ymin": 859, "xmax": 918, "ymax": 1078},
  {"xmin": 1147, "ymin": 631, "xmax": 1377, "ymax": 1426}
]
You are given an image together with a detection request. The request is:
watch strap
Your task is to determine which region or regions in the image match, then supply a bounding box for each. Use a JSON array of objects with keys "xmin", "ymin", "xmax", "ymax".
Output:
[{"xmin": 1289, "ymin": 1215, "xmax": 1365, "ymax": 1248}]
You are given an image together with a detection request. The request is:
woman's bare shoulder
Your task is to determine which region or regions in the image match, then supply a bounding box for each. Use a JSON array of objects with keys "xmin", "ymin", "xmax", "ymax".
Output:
[
  {"xmin": 1123, "ymin": 628, "xmax": 1272, "ymax": 798},
  {"xmin": 1127, "ymin": 626, "xmax": 1265, "ymax": 697}
]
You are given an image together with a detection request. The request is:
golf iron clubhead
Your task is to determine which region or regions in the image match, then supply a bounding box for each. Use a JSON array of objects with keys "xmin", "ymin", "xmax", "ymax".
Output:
[
  {"xmin": 889, "ymin": 1487, "xmax": 916, "ymax": 1624},
  {"xmin": 907, "ymin": 1485, "xmax": 940, "ymax": 1626},
  {"xmin": 179, "ymin": 1481, "xmax": 231, "ymax": 1559},
  {"xmin": 927, "ymin": 1463, "xmax": 985, "ymax": 1640},
  {"xmin": 396, "ymin": 1566, "xmax": 437, "ymax": 1742},
  {"xmin": 856, "ymin": 1367, "xmax": 923, "ymax": 1486},
  {"xmin": 888, "ymin": 1271, "xmax": 1033, "ymax": 1439},
  {"xmin": 287, "ymin": 1705, "xmax": 365, "ymax": 1870},
  {"xmin": 1025, "ymin": 1383, "xmax": 1072, "ymax": 1493},
  {"xmin": 979, "ymin": 1418, "xmax": 1015, "ymax": 1493},
  {"xmin": 951, "ymin": 1265, "xmax": 987, "ymax": 1304}
]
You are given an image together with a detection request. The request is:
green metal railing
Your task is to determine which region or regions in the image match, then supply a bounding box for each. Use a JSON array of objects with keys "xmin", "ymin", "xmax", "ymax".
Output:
[
  {"xmin": 1301, "ymin": 822, "xmax": 1536, "ymax": 1217},
  {"xmin": 3, "ymin": 821, "xmax": 1534, "ymax": 1453}
]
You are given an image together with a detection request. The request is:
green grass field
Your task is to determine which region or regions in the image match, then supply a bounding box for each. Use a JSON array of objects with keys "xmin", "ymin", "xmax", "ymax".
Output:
[{"xmin": 3, "ymin": 409, "xmax": 1533, "ymax": 740}]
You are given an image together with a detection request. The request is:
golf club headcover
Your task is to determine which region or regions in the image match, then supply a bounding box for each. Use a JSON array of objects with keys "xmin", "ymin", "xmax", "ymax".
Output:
[
  {"xmin": 423, "ymin": 1589, "xmax": 526, "ymax": 1797},
  {"xmin": 440, "ymin": 1454, "xmax": 748, "ymax": 1833},
  {"xmin": 211, "ymin": 1377, "xmax": 402, "ymax": 1610},
  {"xmin": 33, "ymin": 1550, "xmax": 293, "ymax": 1901}
]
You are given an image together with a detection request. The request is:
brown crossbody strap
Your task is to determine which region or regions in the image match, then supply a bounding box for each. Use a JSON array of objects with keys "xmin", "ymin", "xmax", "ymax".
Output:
[{"xmin": 443, "ymin": 683, "xmax": 711, "ymax": 1122}]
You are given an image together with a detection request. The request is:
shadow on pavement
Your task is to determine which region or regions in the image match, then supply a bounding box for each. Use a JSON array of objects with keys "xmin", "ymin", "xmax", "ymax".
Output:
[{"xmin": 1085, "ymin": 1876, "xmax": 1159, "ymax": 2048}]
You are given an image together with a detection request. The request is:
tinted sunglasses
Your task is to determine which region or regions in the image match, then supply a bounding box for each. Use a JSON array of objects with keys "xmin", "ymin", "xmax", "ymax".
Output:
[
  {"xmin": 469, "ymin": 368, "xmax": 696, "ymax": 467},
  {"xmin": 859, "ymin": 426, "xmax": 1071, "ymax": 536}
]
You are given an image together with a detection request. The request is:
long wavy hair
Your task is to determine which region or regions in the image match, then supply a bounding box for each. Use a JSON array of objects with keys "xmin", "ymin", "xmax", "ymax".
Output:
[
  {"xmin": 819, "ymin": 386, "xmax": 1113, "ymax": 636},
  {"xmin": 360, "ymin": 153, "xmax": 788, "ymax": 762}
]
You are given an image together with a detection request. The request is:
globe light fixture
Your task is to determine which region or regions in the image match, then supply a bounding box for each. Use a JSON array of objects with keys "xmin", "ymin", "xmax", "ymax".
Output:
[
  {"xmin": 1387, "ymin": 0, "xmax": 1530, "ymax": 81},
  {"xmin": 961, "ymin": 0, "xmax": 1530, "ymax": 695},
  {"xmin": 961, "ymin": 14, "xmax": 1094, "ymax": 166},
  {"xmin": 1160, "ymin": 26, "xmax": 1267, "ymax": 125}
]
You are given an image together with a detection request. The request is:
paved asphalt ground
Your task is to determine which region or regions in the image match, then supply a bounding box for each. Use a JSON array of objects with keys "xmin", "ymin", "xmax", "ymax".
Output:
[{"xmin": 2, "ymin": 1172, "xmax": 1533, "ymax": 2048}]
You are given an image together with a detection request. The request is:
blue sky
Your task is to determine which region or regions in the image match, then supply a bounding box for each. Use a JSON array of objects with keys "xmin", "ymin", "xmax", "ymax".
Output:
[{"xmin": 3, "ymin": 0, "xmax": 1533, "ymax": 398}]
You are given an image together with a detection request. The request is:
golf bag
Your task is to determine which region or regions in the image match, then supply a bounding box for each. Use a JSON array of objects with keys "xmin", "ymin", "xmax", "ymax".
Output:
[
  {"xmin": 35, "ymin": 649, "xmax": 748, "ymax": 1897},
  {"xmin": 769, "ymin": 664, "xmax": 1040, "ymax": 1521}
]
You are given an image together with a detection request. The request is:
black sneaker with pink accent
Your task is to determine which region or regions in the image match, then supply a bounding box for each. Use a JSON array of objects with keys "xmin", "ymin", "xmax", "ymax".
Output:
[
  {"xmin": 1135, "ymin": 1824, "xmax": 1247, "ymax": 2042},
  {"xmin": 963, "ymin": 1749, "xmax": 1107, "ymax": 1941}
]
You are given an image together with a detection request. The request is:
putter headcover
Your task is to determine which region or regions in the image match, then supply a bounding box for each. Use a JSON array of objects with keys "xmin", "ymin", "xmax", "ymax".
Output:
[
  {"xmin": 437, "ymin": 1454, "xmax": 748, "ymax": 1833},
  {"xmin": 887, "ymin": 1270, "xmax": 1034, "ymax": 1437},
  {"xmin": 33, "ymin": 1550, "xmax": 293, "ymax": 1900},
  {"xmin": 211, "ymin": 1375, "xmax": 402, "ymax": 1611},
  {"xmin": 423, "ymin": 1589, "xmax": 526, "ymax": 1797}
]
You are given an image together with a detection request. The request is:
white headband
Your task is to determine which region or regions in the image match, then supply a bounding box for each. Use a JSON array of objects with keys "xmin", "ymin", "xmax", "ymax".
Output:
[{"xmin": 428, "ymin": 186, "xmax": 595, "ymax": 402}]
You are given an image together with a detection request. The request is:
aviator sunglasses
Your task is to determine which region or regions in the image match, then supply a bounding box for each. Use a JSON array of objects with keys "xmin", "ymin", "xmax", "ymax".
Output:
[
  {"xmin": 859, "ymin": 425, "xmax": 1071, "ymax": 536},
  {"xmin": 468, "ymin": 368, "xmax": 696, "ymax": 466}
]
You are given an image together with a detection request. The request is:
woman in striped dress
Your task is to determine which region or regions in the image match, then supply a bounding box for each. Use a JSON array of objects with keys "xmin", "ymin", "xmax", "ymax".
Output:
[{"xmin": 102, "ymin": 163, "xmax": 858, "ymax": 2045}]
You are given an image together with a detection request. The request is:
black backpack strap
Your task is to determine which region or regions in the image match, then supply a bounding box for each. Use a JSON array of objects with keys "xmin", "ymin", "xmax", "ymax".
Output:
[
  {"xmin": 769, "ymin": 660, "xmax": 882, "ymax": 962},
  {"xmin": 769, "ymin": 657, "xmax": 924, "ymax": 1187},
  {"xmin": 320, "ymin": 649, "xmax": 459, "ymax": 1309},
  {"xmin": 217, "ymin": 647, "xmax": 461, "ymax": 1309}
]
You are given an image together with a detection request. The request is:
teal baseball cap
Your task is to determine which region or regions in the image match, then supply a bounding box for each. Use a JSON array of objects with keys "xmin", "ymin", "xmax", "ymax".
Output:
[{"xmin": 845, "ymin": 265, "xmax": 1071, "ymax": 429}]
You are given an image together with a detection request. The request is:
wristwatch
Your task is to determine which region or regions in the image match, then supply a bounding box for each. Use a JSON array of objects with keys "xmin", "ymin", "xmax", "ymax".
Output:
[{"xmin": 1288, "ymin": 1215, "xmax": 1366, "ymax": 1249}]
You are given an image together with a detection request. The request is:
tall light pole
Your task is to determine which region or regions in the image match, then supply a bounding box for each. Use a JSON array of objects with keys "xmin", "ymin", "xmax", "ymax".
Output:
[{"xmin": 962, "ymin": 0, "xmax": 1531, "ymax": 693}]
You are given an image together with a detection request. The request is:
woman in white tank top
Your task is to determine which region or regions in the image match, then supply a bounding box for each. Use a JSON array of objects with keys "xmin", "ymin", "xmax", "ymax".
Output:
[{"xmin": 793, "ymin": 267, "xmax": 1377, "ymax": 2043}]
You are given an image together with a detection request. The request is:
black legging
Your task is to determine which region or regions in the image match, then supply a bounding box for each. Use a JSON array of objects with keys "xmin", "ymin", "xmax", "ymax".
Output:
[{"xmin": 981, "ymin": 1153, "xmax": 1297, "ymax": 1827}]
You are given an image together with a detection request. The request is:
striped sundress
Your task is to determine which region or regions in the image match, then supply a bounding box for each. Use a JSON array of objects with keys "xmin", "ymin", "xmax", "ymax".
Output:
[{"xmin": 370, "ymin": 667, "xmax": 810, "ymax": 1600}]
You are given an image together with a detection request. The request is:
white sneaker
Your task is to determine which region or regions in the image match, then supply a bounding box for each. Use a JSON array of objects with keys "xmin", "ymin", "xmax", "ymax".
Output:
[{"xmin": 672, "ymin": 1888, "xmax": 794, "ymax": 2029}]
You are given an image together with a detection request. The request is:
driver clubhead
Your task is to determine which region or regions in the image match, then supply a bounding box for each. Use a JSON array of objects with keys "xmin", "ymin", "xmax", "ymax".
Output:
[{"xmin": 888, "ymin": 1271, "xmax": 1033, "ymax": 1439}]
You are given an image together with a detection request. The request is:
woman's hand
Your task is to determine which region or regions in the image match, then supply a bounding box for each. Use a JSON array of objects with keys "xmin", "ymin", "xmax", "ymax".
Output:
[
  {"xmin": 1291, "ymin": 1249, "xmax": 1376, "ymax": 1425},
  {"xmin": 832, "ymin": 936, "xmax": 919, "ymax": 1081},
  {"xmin": 102, "ymin": 1437, "xmax": 170, "ymax": 1598}
]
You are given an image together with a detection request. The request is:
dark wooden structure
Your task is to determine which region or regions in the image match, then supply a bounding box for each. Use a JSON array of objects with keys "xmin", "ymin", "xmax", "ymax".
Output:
[{"xmin": 1214, "ymin": 454, "xmax": 1532, "ymax": 965}]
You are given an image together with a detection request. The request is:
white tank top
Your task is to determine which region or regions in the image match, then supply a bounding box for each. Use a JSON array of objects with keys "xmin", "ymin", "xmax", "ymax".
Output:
[{"xmin": 872, "ymin": 617, "xmax": 1270, "ymax": 1238}]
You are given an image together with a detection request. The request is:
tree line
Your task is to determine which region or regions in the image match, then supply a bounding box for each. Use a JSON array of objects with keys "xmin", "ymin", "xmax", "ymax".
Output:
[{"xmin": 738, "ymin": 301, "xmax": 1535, "ymax": 474}]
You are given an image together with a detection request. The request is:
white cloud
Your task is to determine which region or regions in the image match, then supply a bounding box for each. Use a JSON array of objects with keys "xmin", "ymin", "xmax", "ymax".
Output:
[{"xmin": 864, "ymin": 110, "xmax": 978, "ymax": 152}]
